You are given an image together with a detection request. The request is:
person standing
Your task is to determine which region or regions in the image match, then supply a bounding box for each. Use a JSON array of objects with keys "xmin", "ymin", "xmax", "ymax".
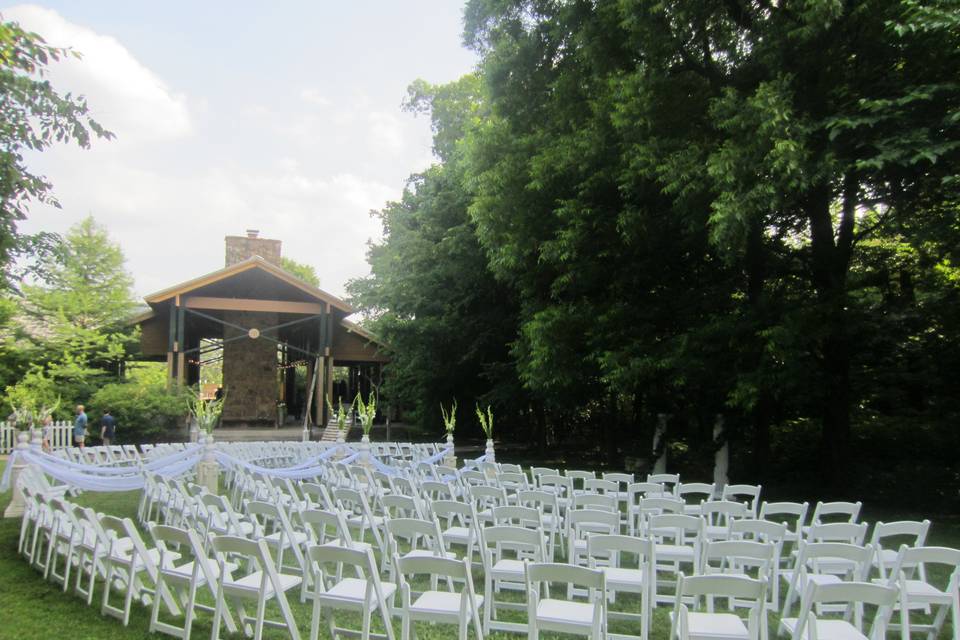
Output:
[
  {"xmin": 41, "ymin": 414, "xmax": 54, "ymax": 452},
  {"xmin": 73, "ymin": 404, "xmax": 88, "ymax": 449},
  {"xmin": 100, "ymin": 410, "xmax": 116, "ymax": 446}
]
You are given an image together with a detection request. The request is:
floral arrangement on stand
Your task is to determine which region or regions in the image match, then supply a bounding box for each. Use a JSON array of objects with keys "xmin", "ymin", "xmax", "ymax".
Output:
[
  {"xmin": 440, "ymin": 399, "xmax": 457, "ymax": 436},
  {"xmin": 355, "ymin": 391, "xmax": 377, "ymax": 438},
  {"xmin": 476, "ymin": 403, "xmax": 495, "ymax": 463},
  {"xmin": 188, "ymin": 386, "xmax": 226, "ymax": 433}
]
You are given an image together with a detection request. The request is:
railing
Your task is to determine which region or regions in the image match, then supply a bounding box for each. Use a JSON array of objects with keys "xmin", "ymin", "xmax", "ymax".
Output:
[{"xmin": 0, "ymin": 421, "xmax": 74, "ymax": 454}]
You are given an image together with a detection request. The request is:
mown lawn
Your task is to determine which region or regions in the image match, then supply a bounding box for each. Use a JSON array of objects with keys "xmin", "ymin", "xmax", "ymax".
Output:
[{"xmin": 1, "ymin": 459, "xmax": 958, "ymax": 640}]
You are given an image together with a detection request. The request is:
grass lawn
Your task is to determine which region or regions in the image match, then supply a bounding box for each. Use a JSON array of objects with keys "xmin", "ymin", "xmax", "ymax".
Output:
[{"xmin": 1, "ymin": 459, "xmax": 958, "ymax": 640}]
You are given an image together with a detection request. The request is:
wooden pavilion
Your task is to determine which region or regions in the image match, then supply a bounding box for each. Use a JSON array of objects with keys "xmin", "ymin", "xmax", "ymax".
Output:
[{"xmin": 132, "ymin": 231, "xmax": 388, "ymax": 428}]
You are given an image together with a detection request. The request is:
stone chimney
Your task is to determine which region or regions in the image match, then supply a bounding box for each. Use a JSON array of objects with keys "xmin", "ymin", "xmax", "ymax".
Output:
[{"xmin": 225, "ymin": 229, "xmax": 282, "ymax": 266}]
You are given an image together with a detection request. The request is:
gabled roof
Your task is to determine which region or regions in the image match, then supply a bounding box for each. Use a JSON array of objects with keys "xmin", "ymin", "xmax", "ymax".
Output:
[{"xmin": 143, "ymin": 256, "xmax": 353, "ymax": 313}]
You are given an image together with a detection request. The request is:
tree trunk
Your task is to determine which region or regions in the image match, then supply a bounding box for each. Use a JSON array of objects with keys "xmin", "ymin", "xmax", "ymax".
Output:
[{"xmin": 806, "ymin": 176, "xmax": 857, "ymax": 489}]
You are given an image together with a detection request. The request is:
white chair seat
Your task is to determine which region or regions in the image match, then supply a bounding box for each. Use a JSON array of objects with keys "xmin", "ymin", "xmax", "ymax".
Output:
[
  {"xmin": 656, "ymin": 543, "xmax": 696, "ymax": 561},
  {"xmin": 410, "ymin": 591, "xmax": 484, "ymax": 616},
  {"xmin": 491, "ymin": 558, "xmax": 525, "ymax": 578},
  {"xmin": 780, "ymin": 617, "xmax": 868, "ymax": 640},
  {"xmin": 402, "ymin": 549, "xmax": 457, "ymax": 561},
  {"xmin": 227, "ymin": 571, "xmax": 301, "ymax": 596},
  {"xmin": 322, "ymin": 577, "xmax": 397, "ymax": 605},
  {"xmin": 442, "ymin": 526, "xmax": 472, "ymax": 544},
  {"xmin": 166, "ymin": 559, "xmax": 235, "ymax": 581},
  {"xmin": 321, "ymin": 538, "xmax": 374, "ymax": 553},
  {"xmin": 870, "ymin": 578, "xmax": 949, "ymax": 603},
  {"xmin": 263, "ymin": 530, "xmax": 308, "ymax": 548},
  {"xmin": 536, "ymin": 598, "xmax": 596, "ymax": 625},
  {"xmin": 603, "ymin": 566, "xmax": 645, "ymax": 591},
  {"xmin": 686, "ymin": 611, "xmax": 750, "ymax": 639}
]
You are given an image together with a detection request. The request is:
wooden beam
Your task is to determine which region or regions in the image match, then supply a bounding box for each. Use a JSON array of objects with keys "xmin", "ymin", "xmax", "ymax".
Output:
[{"xmin": 183, "ymin": 296, "xmax": 325, "ymax": 315}]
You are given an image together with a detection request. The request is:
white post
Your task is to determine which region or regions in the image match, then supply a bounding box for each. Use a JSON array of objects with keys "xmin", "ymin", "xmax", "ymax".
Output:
[
  {"xmin": 653, "ymin": 413, "xmax": 668, "ymax": 474},
  {"xmin": 4, "ymin": 431, "xmax": 31, "ymax": 518},
  {"xmin": 196, "ymin": 431, "xmax": 219, "ymax": 494},
  {"xmin": 444, "ymin": 432, "xmax": 457, "ymax": 468},
  {"xmin": 189, "ymin": 417, "xmax": 199, "ymax": 444},
  {"xmin": 713, "ymin": 414, "xmax": 729, "ymax": 494},
  {"xmin": 359, "ymin": 433, "xmax": 372, "ymax": 468},
  {"xmin": 485, "ymin": 437, "xmax": 495, "ymax": 463},
  {"xmin": 301, "ymin": 422, "xmax": 310, "ymax": 442}
]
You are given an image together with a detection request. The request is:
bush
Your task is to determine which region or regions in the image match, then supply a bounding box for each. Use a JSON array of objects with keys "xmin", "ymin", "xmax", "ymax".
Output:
[{"xmin": 89, "ymin": 366, "xmax": 187, "ymax": 443}]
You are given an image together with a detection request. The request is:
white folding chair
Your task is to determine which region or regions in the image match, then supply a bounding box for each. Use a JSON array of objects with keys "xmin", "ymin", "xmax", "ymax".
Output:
[
  {"xmin": 481, "ymin": 524, "xmax": 549, "ymax": 634},
  {"xmin": 779, "ymin": 580, "xmax": 904, "ymax": 640},
  {"xmin": 308, "ymin": 544, "xmax": 396, "ymax": 640},
  {"xmin": 210, "ymin": 535, "xmax": 302, "ymax": 640},
  {"xmin": 149, "ymin": 523, "xmax": 239, "ymax": 639},
  {"xmin": 670, "ymin": 573, "xmax": 768, "ymax": 640},
  {"xmin": 720, "ymin": 485, "xmax": 762, "ymax": 517},
  {"xmin": 877, "ymin": 545, "xmax": 960, "ymax": 640},
  {"xmin": 678, "ymin": 482, "xmax": 717, "ymax": 516},
  {"xmin": 395, "ymin": 554, "xmax": 484, "ymax": 640},
  {"xmin": 781, "ymin": 542, "xmax": 874, "ymax": 616},
  {"xmin": 589, "ymin": 533, "xmax": 655, "ymax": 640},
  {"xmin": 526, "ymin": 561, "xmax": 607, "ymax": 639},
  {"xmin": 869, "ymin": 520, "xmax": 930, "ymax": 580}
]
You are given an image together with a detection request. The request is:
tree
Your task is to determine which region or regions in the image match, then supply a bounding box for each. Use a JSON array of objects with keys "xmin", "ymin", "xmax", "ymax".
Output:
[
  {"xmin": 281, "ymin": 257, "xmax": 320, "ymax": 287},
  {"xmin": 0, "ymin": 19, "xmax": 112, "ymax": 288},
  {"xmin": 9, "ymin": 215, "xmax": 137, "ymax": 406}
]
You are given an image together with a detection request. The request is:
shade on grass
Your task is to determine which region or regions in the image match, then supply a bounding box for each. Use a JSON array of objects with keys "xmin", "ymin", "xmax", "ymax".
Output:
[{"xmin": 1, "ymin": 460, "xmax": 959, "ymax": 639}]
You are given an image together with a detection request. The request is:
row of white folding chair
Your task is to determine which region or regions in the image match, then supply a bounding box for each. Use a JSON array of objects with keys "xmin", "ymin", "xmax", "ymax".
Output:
[
  {"xmin": 20, "ymin": 493, "xmax": 182, "ymax": 628},
  {"xmin": 778, "ymin": 579, "xmax": 905, "ymax": 640}
]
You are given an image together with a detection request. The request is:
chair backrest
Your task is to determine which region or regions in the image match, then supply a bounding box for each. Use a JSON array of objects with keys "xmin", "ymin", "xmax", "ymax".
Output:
[
  {"xmin": 573, "ymin": 492, "xmax": 618, "ymax": 512},
  {"xmin": 481, "ymin": 524, "xmax": 548, "ymax": 565},
  {"xmin": 492, "ymin": 504, "xmax": 542, "ymax": 529},
  {"xmin": 420, "ymin": 480, "xmax": 455, "ymax": 501},
  {"xmin": 759, "ymin": 500, "xmax": 809, "ymax": 534},
  {"xmin": 720, "ymin": 484, "xmax": 762, "ymax": 514},
  {"xmin": 531, "ymin": 467, "xmax": 560, "ymax": 486},
  {"xmin": 730, "ymin": 518, "xmax": 788, "ymax": 544},
  {"xmin": 810, "ymin": 500, "xmax": 862, "ymax": 525},
  {"xmin": 870, "ymin": 520, "xmax": 930, "ymax": 552},
  {"xmin": 648, "ymin": 513, "xmax": 704, "ymax": 546},
  {"xmin": 588, "ymin": 533, "xmax": 654, "ymax": 570},
  {"xmin": 307, "ymin": 543, "xmax": 382, "ymax": 595},
  {"xmin": 702, "ymin": 539, "xmax": 775, "ymax": 577},
  {"xmin": 602, "ymin": 472, "xmax": 635, "ymax": 490},
  {"xmin": 301, "ymin": 508, "xmax": 354, "ymax": 547},
  {"xmin": 526, "ymin": 561, "xmax": 606, "ymax": 597},
  {"xmin": 385, "ymin": 516, "xmax": 446, "ymax": 556},
  {"xmin": 568, "ymin": 508, "xmax": 621, "ymax": 543},
  {"xmin": 301, "ymin": 482, "xmax": 335, "ymax": 510},
  {"xmin": 806, "ymin": 521, "xmax": 868, "ymax": 545},
  {"xmin": 584, "ymin": 478, "xmax": 619, "ymax": 495},
  {"xmin": 499, "ymin": 463, "xmax": 523, "ymax": 474},
  {"xmin": 517, "ymin": 489, "xmax": 560, "ymax": 516},
  {"xmin": 468, "ymin": 484, "xmax": 508, "ymax": 511},
  {"xmin": 381, "ymin": 494, "xmax": 425, "ymax": 520},
  {"xmin": 701, "ymin": 500, "xmax": 750, "ymax": 526},
  {"xmin": 888, "ymin": 544, "xmax": 960, "ymax": 583},
  {"xmin": 647, "ymin": 473, "xmax": 680, "ymax": 492},
  {"xmin": 678, "ymin": 482, "xmax": 716, "ymax": 502},
  {"xmin": 797, "ymin": 541, "xmax": 875, "ymax": 579},
  {"xmin": 431, "ymin": 499, "xmax": 476, "ymax": 529}
]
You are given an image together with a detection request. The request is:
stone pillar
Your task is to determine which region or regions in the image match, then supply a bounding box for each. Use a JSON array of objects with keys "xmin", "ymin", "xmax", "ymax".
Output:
[
  {"xmin": 196, "ymin": 432, "xmax": 219, "ymax": 494},
  {"xmin": 713, "ymin": 414, "xmax": 729, "ymax": 494},
  {"xmin": 653, "ymin": 413, "xmax": 668, "ymax": 474},
  {"xmin": 444, "ymin": 432, "xmax": 457, "ymax": 468},
  {"xmin": 4, "ymin": 432, "xmax": 31, "ymax": 518},
  {"xmin": 221, "ymin": 310, "xmax": 279, "ymax": 428}
]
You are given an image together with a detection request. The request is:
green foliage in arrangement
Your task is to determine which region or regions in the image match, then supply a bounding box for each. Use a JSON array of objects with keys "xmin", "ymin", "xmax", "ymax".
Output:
[
  {"xmin": 440, "ymin": 398, "xmax": 457, "ymax": 434},
  {"xmin": 326, "ymin": 395, "xmax": 354, "ymax": 433},
  {"xmin": 187, "ymin": 385, "xmax": 226, "ymax": 432},
  {"xmin": 355, "ymin": 391, "xmax": 377, "ymax": 436},
  {"xmin": 475, "ymin": 403, "xmax": 493, "ymax": 439}
]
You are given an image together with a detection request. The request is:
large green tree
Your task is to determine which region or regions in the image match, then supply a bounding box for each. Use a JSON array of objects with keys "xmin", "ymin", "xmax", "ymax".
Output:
[{"xmin": 0, "ymin": 19, "xmax": 112, "ymax": 288}]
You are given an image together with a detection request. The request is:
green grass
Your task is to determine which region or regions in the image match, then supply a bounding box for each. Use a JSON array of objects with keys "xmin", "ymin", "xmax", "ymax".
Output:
[{"xmin": 1, "ymin": 459, "xmax": 958, "ymax": 639}]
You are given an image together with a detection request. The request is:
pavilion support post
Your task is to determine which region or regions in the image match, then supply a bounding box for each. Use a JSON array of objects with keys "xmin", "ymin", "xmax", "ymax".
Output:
[
  {"xmin": 166, "ymin": 300, "xmax": 177, "ymax": 388},
  {"xmin": 325, "ymin": 357, "xmax": 334, "ymax": 426},
  {"xmin": 176, "ymin": 304, "xmax": 186, "ymax": 387},
  {"xmin": 713, "ymin": 414, "xmax": 729, "ymax": 495},
  {"xmin": 653, "ymin": 413, "xmax": 668, "ymax": 474}
]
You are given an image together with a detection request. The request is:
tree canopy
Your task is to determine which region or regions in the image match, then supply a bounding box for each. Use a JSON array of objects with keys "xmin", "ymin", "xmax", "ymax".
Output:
[
  {"xmin": 0, "ymin": 18, "xmax": 112, "ymax": 288},
  {"xmin": 352, "ymin": 0, "xmax": 960, "ymax": 504}
]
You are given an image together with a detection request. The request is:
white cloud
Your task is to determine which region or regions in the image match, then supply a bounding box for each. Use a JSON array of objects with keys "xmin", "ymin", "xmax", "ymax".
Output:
[
  {"xmin": 4, "ymin": 4, "xmax": 190, "ymax": 145},
  {"xmin": 299, "ymin": 87, "xmax": 331, "ymax": 107}
]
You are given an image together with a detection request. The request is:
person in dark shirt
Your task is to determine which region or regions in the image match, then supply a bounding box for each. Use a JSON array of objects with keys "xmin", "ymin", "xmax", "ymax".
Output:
[{"xmin": 100, "ymin": 410, "xmax": 117, "ymax": 446}]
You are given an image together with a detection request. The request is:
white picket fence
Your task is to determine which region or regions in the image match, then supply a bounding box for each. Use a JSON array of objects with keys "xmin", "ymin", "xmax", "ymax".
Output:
[{"xmin": 0, "ymin": 420, "xmax": 74, "ymax": 454}]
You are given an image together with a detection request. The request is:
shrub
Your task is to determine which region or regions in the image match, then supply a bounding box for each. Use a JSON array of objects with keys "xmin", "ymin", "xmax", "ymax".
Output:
[{"xmin": 89, "ymin": 366, "xmax": 187, "ymax": 443}]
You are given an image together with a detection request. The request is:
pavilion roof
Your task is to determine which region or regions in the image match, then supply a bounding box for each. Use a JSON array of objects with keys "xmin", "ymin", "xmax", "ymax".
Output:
[{"xmin": 142, "ymin": 255, "xmax": 353, "ymax": 313}]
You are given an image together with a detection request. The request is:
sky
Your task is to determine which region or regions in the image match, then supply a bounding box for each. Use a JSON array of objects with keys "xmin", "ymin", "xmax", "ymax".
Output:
[{"xmin": 2, "ymin": 2, "xmax": 478, "ymax": 298}]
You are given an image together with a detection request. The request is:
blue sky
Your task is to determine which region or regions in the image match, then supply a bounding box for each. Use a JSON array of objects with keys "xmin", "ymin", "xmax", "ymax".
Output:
[{"xmin": 2, "ymin": 2, "xmax": 477, "ymax": 297}]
